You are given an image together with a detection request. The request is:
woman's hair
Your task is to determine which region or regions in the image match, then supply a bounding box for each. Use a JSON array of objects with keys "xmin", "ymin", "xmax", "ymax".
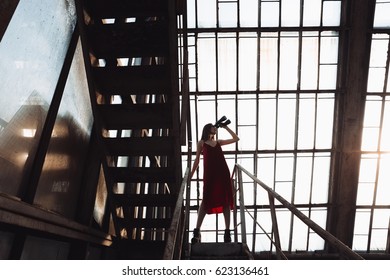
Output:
[{"xmin": 201, "ymin": 123, "xmax": 213, "ymax": 141}]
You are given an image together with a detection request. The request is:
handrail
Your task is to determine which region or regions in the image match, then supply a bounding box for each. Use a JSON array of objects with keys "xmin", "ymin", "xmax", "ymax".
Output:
[
  {"xmin": 163, "ymin": 167, "xmax": 189, "ymax": 260},
  {"xmin": 232, "ymin": 163, "xmax": 364, "ymax": 260}
]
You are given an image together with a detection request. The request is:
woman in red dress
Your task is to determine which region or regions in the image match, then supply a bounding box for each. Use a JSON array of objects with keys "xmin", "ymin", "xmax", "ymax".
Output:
[{"xmin": 190, "ymin": 122, "xmax": 240, "ymax": 243}]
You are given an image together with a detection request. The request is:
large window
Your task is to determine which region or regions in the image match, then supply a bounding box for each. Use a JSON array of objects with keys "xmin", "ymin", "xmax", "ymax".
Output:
[{"xmin": 185, "ymin": 0, "xmax": 341, "ymax": 252}]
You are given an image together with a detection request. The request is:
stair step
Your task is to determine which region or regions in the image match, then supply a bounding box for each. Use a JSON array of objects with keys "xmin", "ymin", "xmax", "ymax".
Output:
[
  {"xmin": 85, "ymin": 0, "xmax": 169, "ymax": 19},
  {"xmin": 190, "ymin": 242, "xmax": 253, "ymax": 260},
  {"xmin": 98, "ymin": 103, "xmax": 172, "ymax": 130},
  {"xmin": 113, "ymin": 194, "xmax": 176, "ymax": 207},
  {"xmin": 115, "ymin": 239, "xmax": 166, "ymax": 260},
  {"xmin": 104, "ymin": 136, "xmax": 174, "ymax": 157},
  {"xmin": 118, "ymin": 217, "xmax": 171, "ymax": 229},
  {"xmin": 92, "ymin": 65, "xmax": 170, "ymax": 96},
  {"xmin": 108, "ymin": 167, "xmax": 176, "ymax": 183},
  {"xmin": 86, "ymin": 21, "xmax": 169, "ymax": 59}
]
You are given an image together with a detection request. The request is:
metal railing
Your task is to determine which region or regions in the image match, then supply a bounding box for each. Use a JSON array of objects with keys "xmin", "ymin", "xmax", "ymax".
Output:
[
  {"xmin": 231, "ymin": 163, "xmax": 364, "ymax": 260},
  {"xmin": 163, "ymin": 168, "xmax": 189, "ymax": 259}
]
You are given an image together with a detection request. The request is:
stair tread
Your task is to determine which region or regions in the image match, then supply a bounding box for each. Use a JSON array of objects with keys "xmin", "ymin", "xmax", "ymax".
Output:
[
  {"xmin": 92, "ymin": 65, "xmax": 170, "ymax": 95},
  {"xmin": 85, "ymin": 0, "xmax": 169, "ymax": 19},
  {"xmin": 86, "ymin": 21, "xmax": 169, "ymax": 58},
  {"xmin": 115, "ymin": 239, "xmax": 166, "ymax": 260},
  {"xmin": 104, "ymin": 136, "xmax": 174, "ymax": 156},
  {"xmin": 118, "ymin": 217, "xmax": 171, "ymax": 228},
  {"xmin": 190, "ymin": 242, "xmax": 253, "ymax": 260},
  {"xmin": 98, "ymin": 103, "xmax": 173, "ymax": 129},
  {"xmin": 113, "ymin": 193, "xmax": 176, "ymax": 207},
  {"xmin": 108, "ymin": 166, "xmax": 176, "ymax": 183}
]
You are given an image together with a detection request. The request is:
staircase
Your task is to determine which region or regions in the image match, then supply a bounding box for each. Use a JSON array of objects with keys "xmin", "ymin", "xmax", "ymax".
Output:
[
  {"xmin": 75, "ymin": 0, "xmax": 183, "ymax": 259},
  {"xmin": 190, "ymin": 243, "xmax": 254, "ymax": 260}
]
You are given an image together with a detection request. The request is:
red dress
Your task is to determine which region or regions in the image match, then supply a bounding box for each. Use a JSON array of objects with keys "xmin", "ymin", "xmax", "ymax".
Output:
[{"xmin": 202, "ymin": 141, "xmax": 234, "ymax": 214}]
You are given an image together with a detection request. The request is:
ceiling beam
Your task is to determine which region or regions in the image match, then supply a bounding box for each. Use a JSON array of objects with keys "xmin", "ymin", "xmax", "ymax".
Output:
[{"xmin": 328, "ymin": 0, "xmax": 376, "ymax": 248}]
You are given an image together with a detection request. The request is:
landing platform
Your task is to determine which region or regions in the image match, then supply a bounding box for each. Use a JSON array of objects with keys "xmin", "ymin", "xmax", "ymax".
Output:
[{"xmin": 190, "ymin": 242, "xmax": 253, "ymax": 260}]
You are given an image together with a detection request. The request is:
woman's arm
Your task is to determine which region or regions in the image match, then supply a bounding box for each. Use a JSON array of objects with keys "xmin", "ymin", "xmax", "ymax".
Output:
[
  {"xmin": 219, "ymin": 125, "xmax": 240, "ymax": 146},
  {"xmin": 190, "ymin": 140, "xmax": 203, "ymax": 178}
]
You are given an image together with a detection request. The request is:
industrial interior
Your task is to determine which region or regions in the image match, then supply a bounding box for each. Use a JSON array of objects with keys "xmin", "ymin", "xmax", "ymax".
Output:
[{"xmin": 1, "ymin": 0, "xmax": 390, "ymax": 260}]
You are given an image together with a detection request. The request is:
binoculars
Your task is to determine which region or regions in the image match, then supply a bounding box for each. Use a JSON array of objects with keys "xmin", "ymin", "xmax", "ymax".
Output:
[{"xmin": 214, "ymin": 116, "xmax": 231, "ymax": 128}]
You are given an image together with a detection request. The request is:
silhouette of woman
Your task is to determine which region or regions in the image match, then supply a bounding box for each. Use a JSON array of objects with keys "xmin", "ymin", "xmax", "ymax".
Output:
[{"xmin": 190, "ymin": 121, "xmax": 239, "ymax": 243}]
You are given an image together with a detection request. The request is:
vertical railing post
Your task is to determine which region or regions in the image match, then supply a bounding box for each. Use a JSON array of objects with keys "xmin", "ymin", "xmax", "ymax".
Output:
[
  {"xmin": 386, "ymin": 217, "xmax": 390, "ymax": 254},
  {"xmin": 237, "ymin": 167, "xmax": 247, "ymax": 244},
  {"xmin": 268, "ymin": 193, "xmax": 282, "ymax": 259},
  {"xmin": 232, "ymin": 166, "xmax": 238, "ymax": 243}
]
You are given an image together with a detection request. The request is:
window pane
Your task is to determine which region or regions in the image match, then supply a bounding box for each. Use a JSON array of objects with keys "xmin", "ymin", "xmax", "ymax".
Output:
[
  {"xmin": 311, "ymin": 154, "xmax": 330, "ymax": 203},
  {"xmin": 281, "ymin": 0, "xmax": 300, "ymax": 27},
  {"xmin": 370, "ymin": 230, "xmax": 387, "ymax": 250},
  {"xmin": 362, "ymin": 127, "xmax": 380, "ymax": 151},
  {"xmin": 0, "ymin": 0, "xmax": 76, "ymax": 196},
  {"xmin": 322, "ymin": 1, "xmax": 341, "ymax": 26},
  {"xmin": 260, "ymin": 35, "xmax": 278, "ymax": 90},
  {"xmin": 197, "ymin": 35, "xmax": 216, "ymax": 91},
  {"xmin": 374, "ymin": 2, "xmax": 390, "ymax": 28},
  {"xmin": 240, "ymin": 0, "xmax": 259, "ymax": 27},
  {"xmin": 197, "ymin": 0, "xmax": 217, "ymax": 28},
  {"xmin": 358, "ymin": 155, "xmax": 378, "ymax": 184},
  {"xmin": 34, "ymin": 41, "xmax": 93, "ymax": 218},
  {"xmin": 380, "ymin": 98, "xmax": 390, "ymax": 150},
  {"xmin": 295, "ymin": 154, "xmax": 313, "ymax": 204},
  {"xmin": 303, "ymin": 0, "xmax": 321, "ymax": 26},
  {"xmin": 320, "ymin": 35, "xmax": 339, "ymax": 64},
  {"xmin": 292, "ymin": 211, "xmax": 309, "ymax": 250},
  {"xmin": 238, "ymin": 126, "xmax": 257, "ymax": 150},
  {"xmin": 238, "ymin": 95, "xmax": 256, "ymax": 125},
  {"xmin": 277, "ymin": 95, "xmax": 296, "ymax": 150},
  {"xmin": 356, "ymin": 183, "xmax": 375, "ymax": 205},
  {"xmin": 276, "ymin": 210, "xmax": 292, "ymax": 249},
  {"xmin": 187, "ymin": 0, "xmax": 196, "ymax": 28},
  {"xmin": 218, "ymin": 35, "xmax": 237, "ymax": 91},
  {"xmin": 301, "ymin": 34, "xmax": 319, "ymax": 90},
  {"xmin": 196, "ymin": 96, "xmax": 216, "ymax": 134},
  {"xmin": 239, "ymin": 36, "xmax": 257, "ymax": 91},
  {"xmin": 259, "ymin": 95, "xmax": 276, "ymax": 150},
  {"xmin": 219, "ymin": 3, "xmax": 237, "ymax": 27},
  {"xmin": 257, "ymin": 155, "xmax": 275, "ymax": 189},
  {"xmin": 369, "ymin": 35, "xmax": 389, "ymax": 67},
  {"xmin": 367, "ymin": 68, "xmax": 386, "ymax": 92},
  {"xmin": 298, "ymin": 95, "xmax": 316, "ymax": 149},
  {"xmin": 261, "ymin": 1, "xmax": 280, "ymax": 27},
  {"xmin": 280, "ymin": 35, "xmax": 299, "ymax": 90},
  {"xmin": 353, "ymin": 210, "xmax": 370, "ymax": 251},
  {"xmin": 363, "ymin": 98, "xmax": 382, "ymax": 127},
  {"xmin": 275, "ymin": 154, "xmax": 294, "ymax": 182},
  {"xmin": 319, "ymin": 65, "xmax": 337, "ymax": 89},
  {"xmin": 315, "ymin": 95, "xmax": 334, "ymax": 149},
  {"xmin": 376, "ymin": 155, "xmax": 390, "ymax": 205}
]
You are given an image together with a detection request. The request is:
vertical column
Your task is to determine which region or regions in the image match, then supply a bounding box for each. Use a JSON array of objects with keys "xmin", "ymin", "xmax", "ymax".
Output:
[{"xmin": 329, "ymin": 0, "xmax": 376, "ymax": 248}]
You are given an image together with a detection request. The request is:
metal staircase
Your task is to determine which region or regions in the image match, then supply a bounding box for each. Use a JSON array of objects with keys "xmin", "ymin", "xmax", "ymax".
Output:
[
  {"xmin": 190, "ymin": 242, "xmax": 253, "ymax": 260},
  {"xmin": 75, "ymin": 0, "xmax": 183, "ymax": 259}
]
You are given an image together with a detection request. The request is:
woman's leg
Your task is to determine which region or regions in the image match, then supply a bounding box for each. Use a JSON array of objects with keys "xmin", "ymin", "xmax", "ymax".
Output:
[
  {"xmin": 192, "ymin": 201, "xmax": 206, "ymax": 243},
  {"xmin": 195, "ymin": 201, "xmax": 207, "ymax": 229},
  {"xmin": 223, "ymin": 206, "xmax": 232, "ymax": 243},
  {"xmin": 223, "ymin": 206, "xmax": 230, "ymax": 229}
]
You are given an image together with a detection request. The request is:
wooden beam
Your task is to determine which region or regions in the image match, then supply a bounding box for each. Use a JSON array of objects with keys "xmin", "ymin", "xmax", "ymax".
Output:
[
  {"xmin": 0, "ymin": 193, "xmax": 112, "ymax": 246},
  {"xmin": 328, "ymin": 0, "xmax": 376, "ymax": 248}
]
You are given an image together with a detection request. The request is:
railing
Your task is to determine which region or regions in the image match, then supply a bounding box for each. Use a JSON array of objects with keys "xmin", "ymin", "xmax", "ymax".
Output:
[
  {"xmin": 163, "ymin": 167, "xmax": 190, "ymax": 259},
  {"xmin": 231, "ymin": 163, "xmax": 364, "ymax": 260}
]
